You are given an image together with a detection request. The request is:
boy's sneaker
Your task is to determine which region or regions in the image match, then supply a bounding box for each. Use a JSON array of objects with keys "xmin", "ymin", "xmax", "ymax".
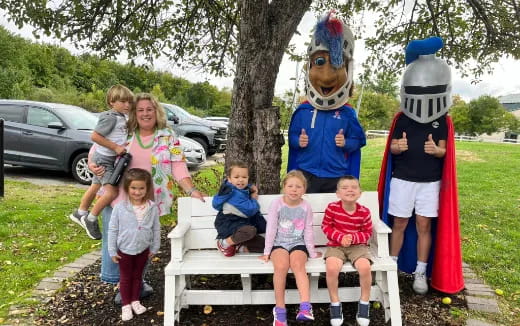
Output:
[
  {"xmin": 69, "ymin": 210, "xmax": 87, "ymax": 227},
  {"xmin": 80, "ymin": 215, "xmax": 102, "ymax": 240},
  {"xmin": 413, "ymin": 272, "xmax": 428, "ymax": 294},
  {"xmin": 216, "ymin": 239, "xmax": 236, "ymax": 257},
  {"xmin": 329, "ymin": 304, "xmax": 344, "ymax": 326},
  {"xmin": 272, "ymin": 307, "xmax": 287, "ymax": 326},
  {"xmin": 356, "ymin": 302, "xmax": 370, "ymax": 326},
  {"xmin": 296, "ymin": 302, "xmax": 314, "ymax": 321}
]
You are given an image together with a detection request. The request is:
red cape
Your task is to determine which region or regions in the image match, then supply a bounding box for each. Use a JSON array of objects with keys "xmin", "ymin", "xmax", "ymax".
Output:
[{"xmin": 377, "ymin": 112, "xmax": 464, "ymax": 294}]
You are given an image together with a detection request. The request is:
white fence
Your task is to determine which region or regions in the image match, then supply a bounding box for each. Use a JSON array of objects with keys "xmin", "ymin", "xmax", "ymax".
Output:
[
  {"xmin": 283, "ymin": 130, "xmax": 519, "ymax": 144},
  {"xmin": 366, "ymin": 130, "xmax": 519, "ymax": 145}
]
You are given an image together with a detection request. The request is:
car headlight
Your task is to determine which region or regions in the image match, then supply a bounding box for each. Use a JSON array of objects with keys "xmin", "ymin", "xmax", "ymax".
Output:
[
  {"xmin": 183, "ymin": 144, "xmax": 193, "ymax": 152},
  {"xmin": 210, "ymin": 126, "xmax": 219, "ymax": 131}
]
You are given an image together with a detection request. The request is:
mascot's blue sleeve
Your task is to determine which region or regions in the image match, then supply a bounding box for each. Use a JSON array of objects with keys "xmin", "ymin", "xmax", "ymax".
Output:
[{"xmin": 287, "ymin": 104, "xmax": 310, "ymax": 171}]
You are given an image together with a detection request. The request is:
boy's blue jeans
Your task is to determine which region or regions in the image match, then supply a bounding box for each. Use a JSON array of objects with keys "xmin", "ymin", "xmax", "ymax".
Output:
[{"xmin": 100, "ymin": 206, "xmax": 120, "ymax": 284}]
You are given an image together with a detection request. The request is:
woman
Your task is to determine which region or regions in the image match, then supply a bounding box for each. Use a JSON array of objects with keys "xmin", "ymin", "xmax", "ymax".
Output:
[{"xmin": 89, "ymin": 93, "xmax": 205, "ymax": 286}]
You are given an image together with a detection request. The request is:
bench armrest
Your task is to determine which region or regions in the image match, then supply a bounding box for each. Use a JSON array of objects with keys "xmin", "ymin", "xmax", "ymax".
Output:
[
  {"xmin": 370, "ymin": 219, "xmax": 392, "ymax": 258},
  {"xmin": 373, "ymin": 219, "xmax": 392, "ymax": 234},
  {"xmin": 168, "ymin": 221, "xmax": 192, "ymax": 239}
]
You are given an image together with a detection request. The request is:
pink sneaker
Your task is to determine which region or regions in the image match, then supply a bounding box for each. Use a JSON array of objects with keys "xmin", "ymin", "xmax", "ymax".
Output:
[{"xmin": 217, "ymin": 239, "xmax": 236, "ymax": 257}]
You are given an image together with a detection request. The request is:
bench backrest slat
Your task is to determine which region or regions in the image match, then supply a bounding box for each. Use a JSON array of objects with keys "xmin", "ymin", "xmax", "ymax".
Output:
[{"xmin": 177, "ymin": 192, "xmax": 380, "ymax": 250}]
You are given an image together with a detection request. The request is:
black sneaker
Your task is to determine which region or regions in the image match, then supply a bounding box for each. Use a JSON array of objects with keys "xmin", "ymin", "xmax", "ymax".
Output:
[
  {"xmin": 69, "ymin": 210, "xmax": 87, "ymax": 227},
  {"xmin": 356, "ymin": 302, "xmax": 370, "ymax": 326},
  {"xmin": 329, "ymin": 304, "xmax": 343, "ymax": 326},
  {"xmin": 80, "ymin": 215, "xmax": 102, "ymax": 240}
]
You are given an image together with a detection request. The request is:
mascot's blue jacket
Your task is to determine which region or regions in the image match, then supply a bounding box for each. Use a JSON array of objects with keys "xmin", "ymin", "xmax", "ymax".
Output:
[{"xmin": 287, "ymin": 102, "xmax": 366, "ymax": 178}]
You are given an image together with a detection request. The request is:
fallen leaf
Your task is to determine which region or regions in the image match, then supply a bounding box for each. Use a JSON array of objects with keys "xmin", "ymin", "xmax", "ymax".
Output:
[
  {"xmin": 203, "ymin": 305, "xmax": 212, "ymax": 314},
  {"xmin": 156, "ymin": 311, "xmax": 164, "ymax": 316},
  {"xmin": 152, "ymin": 257, "xmax": 161, "ymax": 262}
]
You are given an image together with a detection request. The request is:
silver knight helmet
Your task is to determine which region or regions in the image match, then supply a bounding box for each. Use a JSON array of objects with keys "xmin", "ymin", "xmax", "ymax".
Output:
[{"xmin": 400, "ymin": 36, "xmax": 452, "ymax": 123}]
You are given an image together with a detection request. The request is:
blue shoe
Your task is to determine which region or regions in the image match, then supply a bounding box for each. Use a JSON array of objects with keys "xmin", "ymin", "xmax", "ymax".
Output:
[
  {"xmin": 356, "ymin": 302, "xmax": 370, "ymax": 326},
  {"xmin": 330, "ymin": 304, "xmax": 344, "ymax": 326}
]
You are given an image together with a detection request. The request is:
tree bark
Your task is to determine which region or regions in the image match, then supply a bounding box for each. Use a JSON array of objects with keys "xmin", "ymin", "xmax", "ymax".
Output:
[{"xmin": 226, "ymin": 0, "xmax": 311, "ymax": 194}]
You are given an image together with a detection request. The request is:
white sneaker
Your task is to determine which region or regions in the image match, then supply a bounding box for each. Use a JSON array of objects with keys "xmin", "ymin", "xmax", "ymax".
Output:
[
  {"xmin": 131, "ymin": 301, "xmax": 147, "ymax": 315},
  {"xmin": 413, "ymin": 272, "xmax": 428, "ymax": 294},
  {"xmin": 122, "ymin": 304, "xmax": 133, "ymax": 321}
]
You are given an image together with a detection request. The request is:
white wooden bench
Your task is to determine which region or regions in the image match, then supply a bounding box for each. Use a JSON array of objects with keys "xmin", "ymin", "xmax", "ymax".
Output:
[{"xmin": 164, "ymin": 192, "xmax": 402, "ymax": 325}]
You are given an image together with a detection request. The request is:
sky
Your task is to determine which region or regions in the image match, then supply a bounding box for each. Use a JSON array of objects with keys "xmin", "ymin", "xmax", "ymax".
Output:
[{"xmin": 2, "ymin": 10, "xmax": 520, "ymax": 102}]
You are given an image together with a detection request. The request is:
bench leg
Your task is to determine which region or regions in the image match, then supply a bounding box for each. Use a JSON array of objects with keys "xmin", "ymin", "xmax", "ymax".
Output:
[
  {"xmin": 164, "ymin": 274, "xmax": 176, "ymax": 326},
  {"xmin": 310, "ymin": 272, "xmax": 320, "ymax": 301},
  {"xmin": 387, "ymin": 270, "xmax": 402, "ymax": 326},
  {"xmin": 241, "ymin": 274, "xmax": 252, "ymax": 304}
]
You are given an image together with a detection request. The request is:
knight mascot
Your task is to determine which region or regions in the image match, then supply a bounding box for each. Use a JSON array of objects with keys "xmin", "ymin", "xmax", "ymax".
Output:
[
  {"xmin": 288, "ymin": 13, "xmax": 366, "ymax": 193},
  {"xmin": 378, "ymin": 37, "xmax": 464, "ymax": 294}
]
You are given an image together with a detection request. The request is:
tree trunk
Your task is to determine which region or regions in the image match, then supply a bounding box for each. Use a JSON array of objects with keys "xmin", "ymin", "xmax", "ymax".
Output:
[{"xmin": 226, "ymin": 0, "xmax": 311, "ymax": 194}]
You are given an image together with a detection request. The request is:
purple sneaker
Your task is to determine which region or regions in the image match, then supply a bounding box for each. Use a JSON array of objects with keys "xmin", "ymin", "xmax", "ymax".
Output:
[
  {"xmin": 273, "ymin": 307, "xmax": 287, "ymax": 326},
  {"xmin": 296, "ymin": 302, "xmax": 314, "ymax": 321}
]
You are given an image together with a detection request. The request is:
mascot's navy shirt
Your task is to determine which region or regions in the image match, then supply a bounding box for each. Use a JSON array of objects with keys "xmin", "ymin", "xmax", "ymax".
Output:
[
  {"xmin": 288, "ymin": 103, "xmax": 366, "ymax": 178},
  {"xmin": 391, "ymin": 113, "xmax": 447, "ymax": 182}
]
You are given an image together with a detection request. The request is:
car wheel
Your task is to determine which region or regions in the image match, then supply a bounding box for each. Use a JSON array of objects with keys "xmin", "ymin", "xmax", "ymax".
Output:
[
  {"xmin": 191, "ymin": 137, "xmax": 209, "ymax": 156},
  {"xmin": 72, "ymin": 152, "xmax": 93, "ymax": 185},
  {"xmin": 207, "ymin": 150, "xmax": 216, "ymax": 156}
]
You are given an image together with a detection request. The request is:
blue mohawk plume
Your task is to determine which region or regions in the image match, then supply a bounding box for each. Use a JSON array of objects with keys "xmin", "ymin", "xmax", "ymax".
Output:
[
  {"xmin": 315, "ymin": 13, "xmax": 344, "ymax": 68},
  {"xmin": 405, "ymin": 36, "xmax": 444, "ymax": 65}
]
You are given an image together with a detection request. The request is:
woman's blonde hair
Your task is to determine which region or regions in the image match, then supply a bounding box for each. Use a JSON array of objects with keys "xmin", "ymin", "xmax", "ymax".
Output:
[
  {"xmin": 127, "ymin": 93, "xmax": 168, "ymax": 133},
  {"xmin": 282, "ymin": 170, "xmax": 307, "ymax": 190}
]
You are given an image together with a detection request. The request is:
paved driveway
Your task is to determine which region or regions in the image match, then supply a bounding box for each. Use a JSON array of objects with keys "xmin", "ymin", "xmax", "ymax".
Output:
[{"xmin": 2, "ymin": 153, "xmax": 224, "ymax": 188}]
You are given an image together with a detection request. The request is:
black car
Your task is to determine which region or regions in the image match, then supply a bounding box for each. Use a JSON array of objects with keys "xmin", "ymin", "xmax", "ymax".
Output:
[
  {"xmin": 0, "ymin": 100, "xmax": 97, "ymax": 184},
  {"xmin": 162, "ymin": 103, "xmax": 227, "ymax": 156}
]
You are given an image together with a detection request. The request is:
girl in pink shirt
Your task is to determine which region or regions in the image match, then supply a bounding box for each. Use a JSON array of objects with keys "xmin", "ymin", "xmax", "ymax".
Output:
[{"xmin": 259, "ymin": 170, "xmax": 322, "ymax": 326}]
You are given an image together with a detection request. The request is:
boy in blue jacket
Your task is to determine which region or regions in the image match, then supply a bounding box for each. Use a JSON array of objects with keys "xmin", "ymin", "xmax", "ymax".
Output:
[{"xmin": 213, "ymin": 161, "xmax": 266, "ymax": 257}]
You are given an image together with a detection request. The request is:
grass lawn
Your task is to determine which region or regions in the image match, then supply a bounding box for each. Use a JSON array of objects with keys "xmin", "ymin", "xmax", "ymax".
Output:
[{"xmin": 0, "ymin": 139, "xmax": 519, "ymax": 324}]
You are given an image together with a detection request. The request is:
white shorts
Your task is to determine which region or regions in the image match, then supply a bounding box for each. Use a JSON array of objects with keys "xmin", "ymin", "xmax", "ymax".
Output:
[{"xmin": 388, "ymin": 178, "xmax": 440, "ymax": 218}]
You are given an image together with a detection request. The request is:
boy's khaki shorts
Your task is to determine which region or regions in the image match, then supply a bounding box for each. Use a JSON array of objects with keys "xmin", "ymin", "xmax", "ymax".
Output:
[{"xmin": 324, "ymin": 245, "xmax": 373, "ymax": 265}]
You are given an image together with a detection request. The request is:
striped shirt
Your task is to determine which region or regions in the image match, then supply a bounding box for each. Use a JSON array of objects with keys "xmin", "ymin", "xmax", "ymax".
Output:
[{"xmin": 321, "ymin": 201, "xmax": 372, "ymax": 246}]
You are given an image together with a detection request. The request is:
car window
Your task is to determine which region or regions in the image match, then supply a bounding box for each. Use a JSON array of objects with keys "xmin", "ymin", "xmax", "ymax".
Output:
[
  {"xmin": 0, "ymin": 104, "xmax": 25, "ymax": 123},
  {"xmin": 57, "ymin": 107, "xmax": 98, "ymax": 130},
  {"xmin": 27, "ymin": 107, "xmax": 61, "ymax": 127},
  {"xmin": 166, "ymin": 108, "xmax": 178, "ymax": 121}
]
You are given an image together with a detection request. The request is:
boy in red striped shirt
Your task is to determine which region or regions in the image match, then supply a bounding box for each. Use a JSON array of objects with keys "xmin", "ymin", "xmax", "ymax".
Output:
[{"xmin": 321, "ymin": 175, "xmax": 373, "ymax": 326}]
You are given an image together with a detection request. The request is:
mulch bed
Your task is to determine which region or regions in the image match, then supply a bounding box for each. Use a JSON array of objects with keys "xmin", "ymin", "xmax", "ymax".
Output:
[{"xmin": 32, "ymin": 227, "xmax": 466, "ymax": 325}]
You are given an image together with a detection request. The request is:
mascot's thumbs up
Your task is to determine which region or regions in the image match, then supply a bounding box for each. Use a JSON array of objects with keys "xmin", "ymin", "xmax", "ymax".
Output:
[
  {"xmin": 299, "ymin": 129, "xmax": 309, "ymax": 148},
  {"xmin": 335, "ymin": 129, "xmax": 345, "ymax": 147}
]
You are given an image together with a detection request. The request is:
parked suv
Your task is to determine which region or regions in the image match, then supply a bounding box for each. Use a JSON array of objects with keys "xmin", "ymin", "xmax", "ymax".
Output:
[
  {"xmin": 162, "ymin": 103, "xmax": 227, "ymax": 156},
  {"xmin": 205, "ymin": 116, "xmax": 229, "ymax": 126},
  {"xmin": 0, "ymin": 100, "xmax": 96, "ymax": 184}
]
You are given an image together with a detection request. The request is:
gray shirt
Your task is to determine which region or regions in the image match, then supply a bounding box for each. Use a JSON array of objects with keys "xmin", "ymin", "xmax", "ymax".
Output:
[
  {"xmin": 94, "ymin": 109, "xmax": 128, "ymax": 157},
  {"xmin": 107, "ymin": 200, "xmax": 161, "ymax": 257}
]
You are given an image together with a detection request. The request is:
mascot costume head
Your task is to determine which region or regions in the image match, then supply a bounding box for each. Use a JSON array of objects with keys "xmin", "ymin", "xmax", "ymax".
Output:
[
  {"xmin": 287, "ymin": 13, "xmax": 366, "ymax": 190},
  {"xmin": 400, "ymin": 36, "xmax": 452, "ymax": 123},
  {"xmin": 377, "ymin": 37, "xmax": 464, "ymax": 294},
  {"xmin": 305, "ymin": 13, "xmax": 355, "ymax": 111}
]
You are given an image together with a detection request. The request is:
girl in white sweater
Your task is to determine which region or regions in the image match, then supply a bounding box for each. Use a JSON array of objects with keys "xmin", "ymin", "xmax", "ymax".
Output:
[{"xmin": 108, "ymin": 168, "xmax": 160, "ymax": 321}]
